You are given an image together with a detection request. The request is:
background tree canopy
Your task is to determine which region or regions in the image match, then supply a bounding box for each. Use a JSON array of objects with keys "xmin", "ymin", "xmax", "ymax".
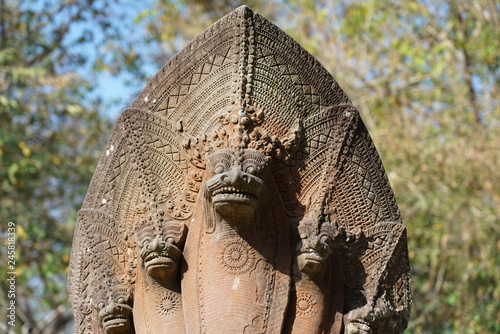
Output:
[{"xmin": 0, "ymin": 0, "xmax": 498, "ymax": 333}]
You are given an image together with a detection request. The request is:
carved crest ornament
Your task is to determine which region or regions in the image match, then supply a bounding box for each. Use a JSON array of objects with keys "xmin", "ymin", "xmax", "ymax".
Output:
[{"xmin": 68, "ymin": 6, "xmax": 411, "ymax": 334}]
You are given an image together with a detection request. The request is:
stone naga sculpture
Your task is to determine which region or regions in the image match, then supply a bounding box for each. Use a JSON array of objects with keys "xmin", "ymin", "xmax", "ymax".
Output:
[{"xmin": 68, "ymin": 6, "xmax": 411, "ymax": 334}]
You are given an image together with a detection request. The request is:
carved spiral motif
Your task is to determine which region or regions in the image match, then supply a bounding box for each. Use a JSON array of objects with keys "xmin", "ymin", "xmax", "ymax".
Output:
[
  {"xmin": 295, "ymin": 291, "xmax": 317, "ymax": 318},
  {"xmin": 156, "ymin": 291, "xmax": 181, "ymax": 317},
  {"xmin": 218, "ymin": 238, "xmax": 256, "ymax": 275}
]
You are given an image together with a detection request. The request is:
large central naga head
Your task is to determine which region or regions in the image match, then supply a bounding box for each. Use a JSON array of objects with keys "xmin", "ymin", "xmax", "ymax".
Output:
[
  {"xmin": 68, "ymin": 6, "xmax": 411, "ymax": 334},
  {"xmin": 205, "ymin": 148, "xmax": 268, "ymax": 214}
]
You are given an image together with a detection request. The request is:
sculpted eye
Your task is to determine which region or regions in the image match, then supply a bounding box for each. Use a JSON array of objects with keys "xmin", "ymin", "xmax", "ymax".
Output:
[
  {"xmin": 214, "ymin": 165, "xmax": 225, "ymax": 174},
  {"xmin": 241, "ymin": 149, "xmax": 268, "ymax": 175},
  {"xmin": 245, "ymin": 166, "xmax": 256, "ymax": 175},
  {"xmin": 141, "ymin": 238, "xmax": 151, "ymax": 247},
  {"xmin": 207, "ymin": 149, "xmax": 233, "ymax": 174},
  {"xmin": 241, "ymin": 159, "xmax": 259, "ymax": 175}
]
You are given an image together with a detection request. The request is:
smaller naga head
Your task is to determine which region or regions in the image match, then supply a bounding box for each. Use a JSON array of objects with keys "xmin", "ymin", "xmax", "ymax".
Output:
[
  {"xmin": 296, "ymin": 224, "xmax": 333, "ymax": 276},
  {"xmin": 205, "ymin": 148, "xmax": 269, "ymax": 219},
  {"xmin": 97, "ymin": 296, "xmax": 133, "ymax": 334},
  {"xmin": 139, "ymin": 236, "xmax": 182, "ymax": 280},
  {"xmin": 135, "ymin": 221, "xmax": 186, "ymax": 281}
]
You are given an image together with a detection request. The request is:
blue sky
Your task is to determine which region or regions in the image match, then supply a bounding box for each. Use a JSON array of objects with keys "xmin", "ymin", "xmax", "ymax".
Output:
[{"xmin": 60, "ymin": 0, "xmax": 158, "ymax": 120}]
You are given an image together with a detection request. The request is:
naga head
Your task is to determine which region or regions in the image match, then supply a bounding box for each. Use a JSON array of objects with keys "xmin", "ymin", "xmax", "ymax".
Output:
[
  {"xmin": 139, "ymin": 236, "xmax": 182, "ymax": 279},
  {"xmin": 97, "ymin": 298, "xmax": 133, "ymax": 334},
  {"xmin": 205, "ymin": 148, "xmax": 269, "ymax": 222},
  {"xmin": 135, "ymin": 220, "xmax": 186, "ymax": 281},
  {"xmin": 94, "ymin": 283, "xmax": 133, "ymax": 334},
  {"xmin": 296, "ymin": 224, "xmax": 334, "ymax": 276}
]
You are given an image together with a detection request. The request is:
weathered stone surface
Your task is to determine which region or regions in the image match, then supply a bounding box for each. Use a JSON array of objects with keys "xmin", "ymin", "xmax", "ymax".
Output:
[{"xmin": 68, "ymin": 6, "xmax": 411, "ymax": 334}]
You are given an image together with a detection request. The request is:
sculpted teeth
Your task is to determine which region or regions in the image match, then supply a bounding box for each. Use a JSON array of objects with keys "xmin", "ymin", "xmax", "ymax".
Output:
[
  {"xmin": 212, "ymin": 187, "xmax": 252, "ymax": 196},
  {"xmin": 212, "ymin": 187, "xmax": 256, "ymax": 200},
  {"xmin": 103, "ymin": 316, "xmax": 127, "ymax": 323},
  {"xmin": 214, "ymin": 193, "xmax": 254, "ymax": 200},
  {"xmin": 302, "ymin": 249, "xmax": 322, "ymax": 257},
  {"xmin": 144, "ymin": 252, "xmax": 170, "ymax": 263}
]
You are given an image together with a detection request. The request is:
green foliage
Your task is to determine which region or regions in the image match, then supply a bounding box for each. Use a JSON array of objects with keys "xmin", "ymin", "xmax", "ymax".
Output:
[{"xmin": 0, "ymin": 0, "xmax": 113, "ymax": 332}]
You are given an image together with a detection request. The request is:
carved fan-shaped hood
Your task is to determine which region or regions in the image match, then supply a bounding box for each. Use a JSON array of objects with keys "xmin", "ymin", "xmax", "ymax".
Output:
[
  {"xmin": 69, "ymin": 6, "xmax": 411, "ymax": 334},
  {"xmin": 122, "ymin": 5, "xmax": 358, "ymax": 217}
]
